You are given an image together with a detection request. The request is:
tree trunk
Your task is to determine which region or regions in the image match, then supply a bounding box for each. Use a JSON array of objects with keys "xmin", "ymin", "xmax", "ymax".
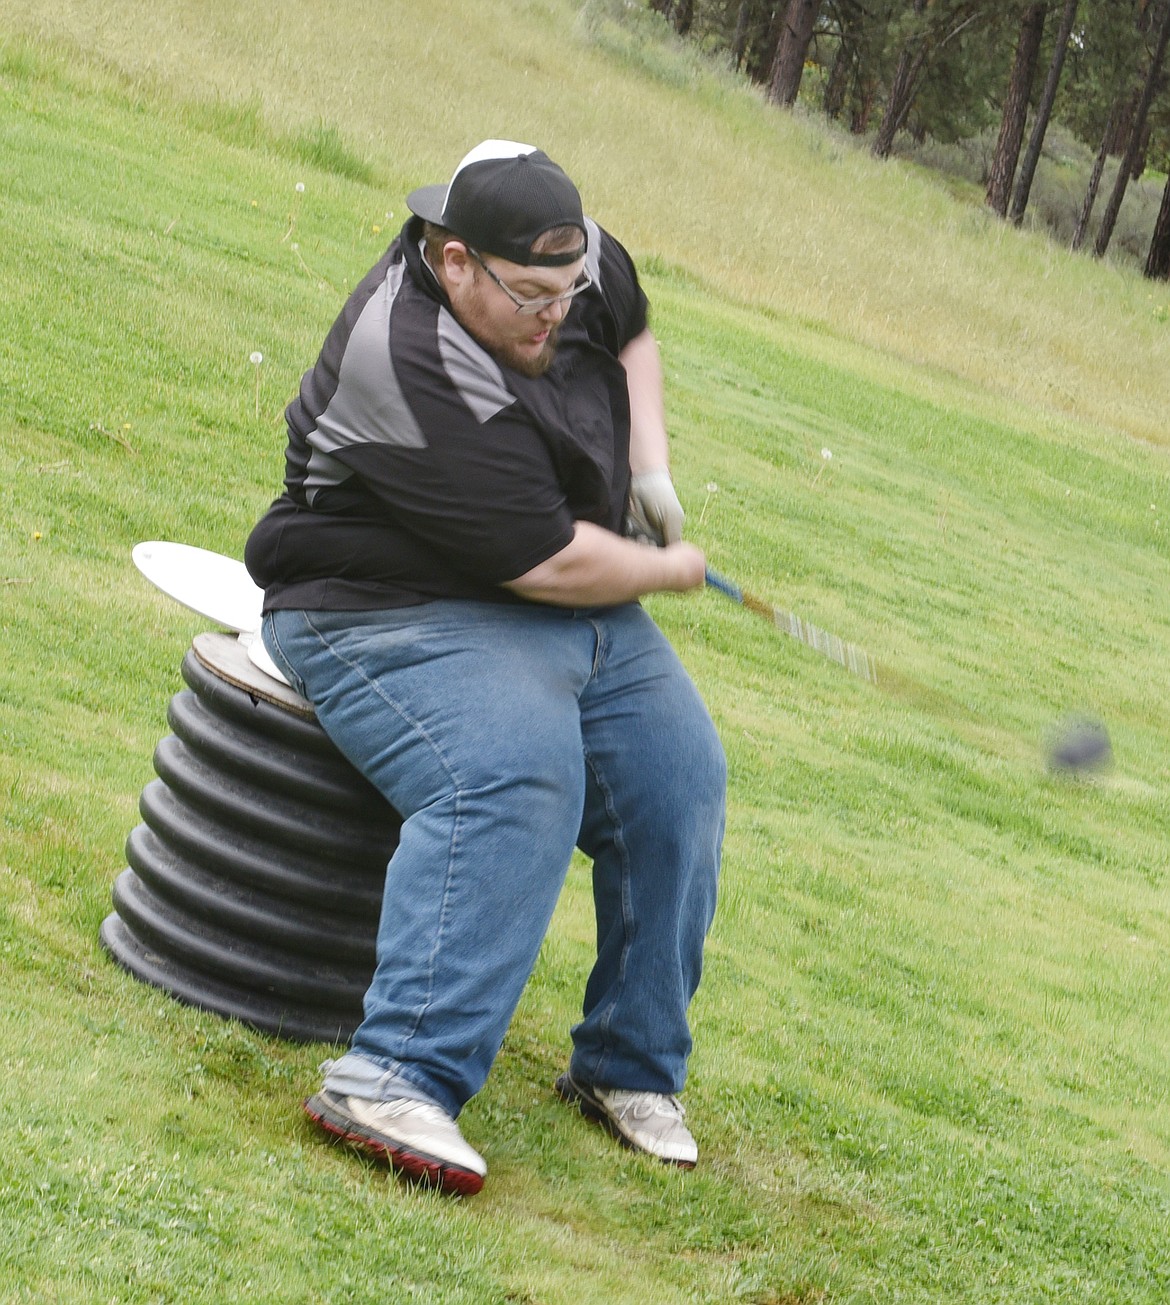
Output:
[
  {"xmin": 1131, "ymin": 118, "xmax": 1154, "ymax": 179},
  {"xmin": 652, "ymin": 0, "xmax": 696, "ymax": 36},
  {"xmin": 1011, "ymin": 0, "xmax": 1079, "ymax": 225},
  {"xmin": 767, "ymin": 0, "xmax": 821, "ymax": 106},
  {"xmin": 1071, "ymin": 102, "xmax": 1120, "ymax": 252},
  {"xmin": 872, "ymin": 0, "xmax": 928, "ymax": 158},
  {"xmin": 749, "ymin": 5, "xmax": 789, "ymax": 85},
  {"xmin": 851, "ymin": 77, "xmax": 877, "ymax": 133},
  {"xmin": 873, "ymin": 45, "xmax": 927, "ymax": 156},
  {"xmin": 823, "ymin": 30, "xmax": 852, "ymax": 117},
  {"xmin": 1105, "ymin": 90, "xmax": 1139, "ymax": 154},
  {"xmin": 732, "ymin": 0, "xmax": 753, "ymax": 70},
  {"xmin": 1145, "ymin": 173, "xmax": 1170, "ymax": 277},
  {"xmin": 1094, "ymin": 0, "xmax": 1170, "ymax": 258},
  {"xmin": 987, "ymin": 3, "xmax": 1048, "ymax": 217}
]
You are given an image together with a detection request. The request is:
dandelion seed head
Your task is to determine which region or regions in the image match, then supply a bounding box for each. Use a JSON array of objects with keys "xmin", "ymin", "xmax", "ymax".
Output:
[
  {"xmin": 250, "ymin": 351, "xmax": 264, "ymax": 366},
  {"xmin": 705, "ymin": 482, "xmax": 719, "ymax": 493},
  {"xmin": 821, "ymin": 448, "xmax": 833, "ymax": 461},
  {"xmin": 295, "ymin": 182, "xmax": 305, "ymax": 194}
]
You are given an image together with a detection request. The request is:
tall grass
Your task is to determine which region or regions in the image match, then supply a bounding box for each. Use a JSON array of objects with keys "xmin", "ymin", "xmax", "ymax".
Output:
[
  {"xmin": 2, "ymin": 8, "xmax": 1170, "ymax": 1304},
  {"xmin": 894, "ymin": 121, "xmax": 1170, "ymax": 267}
]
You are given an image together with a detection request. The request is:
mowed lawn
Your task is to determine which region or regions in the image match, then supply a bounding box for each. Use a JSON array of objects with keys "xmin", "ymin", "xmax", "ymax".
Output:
[{"xmin": 2, "ymin": 10, "xmax": 1170, "ymax": 1305}]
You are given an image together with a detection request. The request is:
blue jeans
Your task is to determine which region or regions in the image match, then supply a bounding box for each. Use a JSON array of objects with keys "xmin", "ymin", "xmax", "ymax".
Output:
[{"xmin": 263, "ymin": 600, "xmax": 725, "ymax": 1119}]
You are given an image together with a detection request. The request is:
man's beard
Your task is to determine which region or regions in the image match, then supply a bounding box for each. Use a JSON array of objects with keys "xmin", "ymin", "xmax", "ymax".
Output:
[
  {"xmin": 493, "ymin": 323, "xmax": 561, "ymax": 378},
  {"xmin": 451, "ymin": 274, "xmax": 564, "ymax": 378}
]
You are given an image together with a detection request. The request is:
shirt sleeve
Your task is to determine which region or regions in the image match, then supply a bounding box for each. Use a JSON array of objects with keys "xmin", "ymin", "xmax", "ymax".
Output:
[{"xmin": 590, "ymin": 224, "xmax": 650, "ymax": 354}]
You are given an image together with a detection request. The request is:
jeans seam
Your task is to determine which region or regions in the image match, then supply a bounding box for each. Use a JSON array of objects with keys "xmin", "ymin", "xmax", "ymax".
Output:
[
  {"xmin": 261, "ymin": 616, "xmax": 308, "ymax": 699},
  {"xmin": 417, "ymin": 789, "xmax": 463, "ymax": 1056},
  {"xmin": 587, "ymin": 618, "xmax": 607, "ymax": 680},
  {"xmin": 581, "ymin": 745, "xmax": 634, "ymax": 1087},
  {"xmin": 298, "ymin": 610, "xmax": 465, "ymax": 1055}
]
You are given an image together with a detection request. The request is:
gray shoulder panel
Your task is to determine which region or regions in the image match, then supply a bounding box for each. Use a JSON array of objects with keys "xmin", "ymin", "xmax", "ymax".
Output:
[
  {"xmin": 437, "ymin": 309, "xmax": 516, "ymax": 426},
  {"xmin": 303, "ymin": 448, "xmax": 352, "ymax": 504},
  {"xmin": 308, "ymin": 261, "xmax": 427, "ymax": 467},
  {"xmin": 584, "ymin": 216, "xmax": 602, "ymax": 287}
]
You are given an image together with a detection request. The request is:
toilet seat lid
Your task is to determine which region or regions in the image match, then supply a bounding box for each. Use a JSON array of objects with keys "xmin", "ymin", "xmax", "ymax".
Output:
[{"xmin": 133, "ymin": 541, "xmax": 264, "ymax": 635}]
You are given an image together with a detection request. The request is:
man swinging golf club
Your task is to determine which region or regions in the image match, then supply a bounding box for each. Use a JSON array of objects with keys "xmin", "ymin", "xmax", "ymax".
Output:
[{"xmin": 245, "ymin": 140, "xmax": 726, "ymax": 1195}]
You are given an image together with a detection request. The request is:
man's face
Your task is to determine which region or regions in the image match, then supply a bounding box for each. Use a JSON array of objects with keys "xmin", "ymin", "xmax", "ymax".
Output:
[{"xmin": 444, "ymin": 247, "xmax": 587, "ymax": 378}]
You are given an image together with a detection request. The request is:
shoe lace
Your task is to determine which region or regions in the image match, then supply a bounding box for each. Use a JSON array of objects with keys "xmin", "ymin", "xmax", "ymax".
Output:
[{"xmin": 611, "ymin": 1091, "xmax": 686, "ymax": 1123}]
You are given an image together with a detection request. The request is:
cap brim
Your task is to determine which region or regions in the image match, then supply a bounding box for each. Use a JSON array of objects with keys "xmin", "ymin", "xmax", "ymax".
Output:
[{"xmin": 406, "ymin": 182, "xmax": 448, "ymax": 224}]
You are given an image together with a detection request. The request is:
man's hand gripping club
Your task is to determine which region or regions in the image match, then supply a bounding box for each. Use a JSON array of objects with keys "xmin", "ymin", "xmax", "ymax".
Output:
[{"xmin": 625, "ymin": 466, "xmax": 685, "ymax": 548}]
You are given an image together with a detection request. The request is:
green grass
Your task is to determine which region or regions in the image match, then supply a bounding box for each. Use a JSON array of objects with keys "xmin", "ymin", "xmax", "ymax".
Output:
[{"xmin": 2, "ymin": 7, "xmax": 1170, "ymax": 1303}]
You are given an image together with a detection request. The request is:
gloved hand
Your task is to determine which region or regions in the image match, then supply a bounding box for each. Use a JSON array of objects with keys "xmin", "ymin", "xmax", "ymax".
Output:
[{"xmin": 624, "ymin": 466, "xmax": 684, "ymax": 547}]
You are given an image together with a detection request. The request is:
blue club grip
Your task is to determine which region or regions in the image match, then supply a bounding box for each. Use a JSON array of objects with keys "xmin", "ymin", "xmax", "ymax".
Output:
[{"xmin": 704, "ymin": 567, "xmax": 744, "ymax": 604}]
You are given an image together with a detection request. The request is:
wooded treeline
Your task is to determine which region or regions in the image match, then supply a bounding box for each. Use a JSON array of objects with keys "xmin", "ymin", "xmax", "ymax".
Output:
[{"xmin": 648, "ymin": 0, "xmax": 1170, "ymax": 276}]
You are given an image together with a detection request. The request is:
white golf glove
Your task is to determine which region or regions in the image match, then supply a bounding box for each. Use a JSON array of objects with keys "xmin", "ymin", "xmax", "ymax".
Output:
[{"xmin": 624, "ymin": 466, "xmax": 684, "ymax": 547}]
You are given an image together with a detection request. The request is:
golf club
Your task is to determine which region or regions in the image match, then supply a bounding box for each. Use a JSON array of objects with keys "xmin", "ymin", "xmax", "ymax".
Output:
[{"xmin": 705, "ymin": 566, "xmax": 879, "ymax": 685}]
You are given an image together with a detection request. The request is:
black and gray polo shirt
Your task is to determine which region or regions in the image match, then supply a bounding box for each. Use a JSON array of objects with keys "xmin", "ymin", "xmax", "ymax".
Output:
[{"xmin": 245, "ymin": 215, "xmax": 649, "ymax": 611}]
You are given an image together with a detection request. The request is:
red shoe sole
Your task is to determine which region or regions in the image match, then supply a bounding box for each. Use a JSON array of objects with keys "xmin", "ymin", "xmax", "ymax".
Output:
[{"xmin": 303, "ymin": 1097, "xmax": 485, "ymax": 1196}]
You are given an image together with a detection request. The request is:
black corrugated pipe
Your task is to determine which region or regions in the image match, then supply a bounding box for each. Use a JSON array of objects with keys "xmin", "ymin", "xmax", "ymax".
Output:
[{"xmin": 101, "ymin": 633, "xmax": 401, "ymax": 1043}]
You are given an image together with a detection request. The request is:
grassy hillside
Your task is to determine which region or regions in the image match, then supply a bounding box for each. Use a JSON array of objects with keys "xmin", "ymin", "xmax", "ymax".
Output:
[
  {"xmin": 2, "ymin": 4, "xmax": 1169, "ymax": 1303},
  {"xmin": 6, "ymin": 0, "xmax": 1170, "ymax": 447}
]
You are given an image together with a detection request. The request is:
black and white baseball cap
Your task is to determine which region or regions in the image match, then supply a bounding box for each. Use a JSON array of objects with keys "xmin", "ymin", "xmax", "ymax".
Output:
[{"xmin": 407, "ymin": 139, "xmax": 587, "ymax": 267}]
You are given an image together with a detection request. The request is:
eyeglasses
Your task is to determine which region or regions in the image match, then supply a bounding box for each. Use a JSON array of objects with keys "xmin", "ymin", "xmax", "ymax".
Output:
[{"xmin": 468, "ymin": 249, "xmax": 591, "ymax": 316}]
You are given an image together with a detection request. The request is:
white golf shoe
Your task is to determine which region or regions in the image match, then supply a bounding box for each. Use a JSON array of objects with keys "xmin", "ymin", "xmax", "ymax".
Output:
[
  {"xmin": 555, "ymin": 1069, "xmax": 698, "ymax": 1167},
  {"xmin": 304, "ymin": 1089, "xmax": 486, "ymax": 1195}
]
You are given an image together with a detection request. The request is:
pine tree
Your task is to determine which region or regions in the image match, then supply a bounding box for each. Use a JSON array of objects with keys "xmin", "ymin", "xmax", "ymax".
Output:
[
  {"xmin": 1093, "ymin": 0, "xmax": 1170, "ymax": 256},
  {"xmin": 1145, "ymin": 174, "xmax": 1170, "ymax": 275},
  {"xmin": 1010, "ymin": 0, "xmax": 1081, "ymax": 224},
  {"xmin": 871, "ymin": 2, "xmax": 999, "ymax": 157},
  {"xmin": 987, "ymin": 3, "xmax": 1049, "ymax": 216},
  {"xmin": 767, "ymin": 0, "xmax": 821, "ymax": 105}
]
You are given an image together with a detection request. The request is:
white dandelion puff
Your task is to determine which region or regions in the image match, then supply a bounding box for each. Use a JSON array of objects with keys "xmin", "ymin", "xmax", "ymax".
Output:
[{"xmin": 250, "ymin": 352, "xmax": 264, "ymax": 416}]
